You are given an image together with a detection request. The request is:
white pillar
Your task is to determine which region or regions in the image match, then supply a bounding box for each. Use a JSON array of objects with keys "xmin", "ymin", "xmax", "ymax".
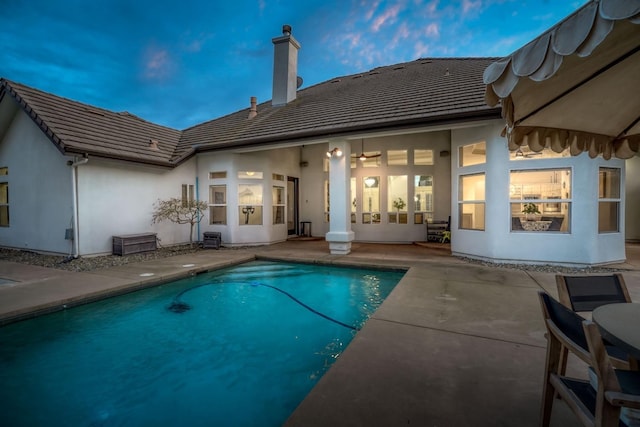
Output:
[{"xmin": 325, "ymin": 139, "xmax": 355, "ymax": 254}]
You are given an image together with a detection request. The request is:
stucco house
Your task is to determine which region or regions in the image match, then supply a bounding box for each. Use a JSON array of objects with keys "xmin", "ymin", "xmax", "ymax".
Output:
[{"xmin": 1, "ymin": 1, "xmax": 639, "ymax": 266}]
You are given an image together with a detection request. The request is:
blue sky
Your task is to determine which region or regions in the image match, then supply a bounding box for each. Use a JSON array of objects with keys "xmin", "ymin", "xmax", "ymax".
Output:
[{"xmin": 0, "ymin": 0, "xmax": 585, "ymax": 130}]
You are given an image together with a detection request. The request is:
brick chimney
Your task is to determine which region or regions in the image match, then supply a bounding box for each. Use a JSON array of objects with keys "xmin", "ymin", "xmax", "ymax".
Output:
[{"xmin": 271, "ymin": 25, "xmax": 300, "ymax": 107}]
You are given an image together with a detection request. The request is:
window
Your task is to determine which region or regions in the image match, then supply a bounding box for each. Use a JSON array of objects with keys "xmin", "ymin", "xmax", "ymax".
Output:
[
  {"xmin": 362, "ymin": 176, "xmax": 380, "ymax": 224},
  {"xmin": 238, "ymin": 171, "xmax": 263, "ymax": 179},
  {"xmin": 209, "ymin": 185, "xmax": 227, "ymax": 225},
  {"xmin": 351, "ymin": 177, "xmax": 356, "ymax": 224},
  {"xmin": 414, "ymin": 175, "xmax": 433, "ymax": 223},
  {"xmin": 388, "ymin": 175, "xmax": 407, "ymax": 224},
  {"xmin": 387, "ymin": 150, "xmax": 407, "ymax": 166},
  {"xmin": 273, "ymin": 186, "xmax": 285, "ymax": 224},
  {"xmin": 361, "ymin": 153, "xmax": 381, "ymax": 168},
  {"xmin": 324, "ymin": 180, "xmax": 330, "ymax": 223},
  {"xmin": 181, "ymin": 184, "xmax": 194, "ymax": 207},
  {"xmin": 509, "ymin": 169, "xmax": 571, "ymax": 232},
  {"xmin": 209, "ymin": 171, "xmax": 227, "ymax": 179},
  {"xmin": 510, "ymin": 146, "xmax": 569, "ymax": 160},
  {"xmin": 238, "ymin": 184, "xmax": 263, "ymax": 225},
  {"xmin": 0, "ymin": 167, "xmax": 8, "ymax": 227},
  {"xmin": 459, "ymin": 142, "xmax": 486, "ymax": 167},
  {"xmin": 458, "ymin": 173, "xmax": 485, "ymax": 230},
  {"xmin": 272, "ymin": 173, "xmax": 284, "ymax": 181},
  {"xmin": 598, "ymin": 167, "xmax": 620, "ymax": 233},
  {"xmin": 414, "ymin": 150, "xmax": 434, "ymax": 165}
]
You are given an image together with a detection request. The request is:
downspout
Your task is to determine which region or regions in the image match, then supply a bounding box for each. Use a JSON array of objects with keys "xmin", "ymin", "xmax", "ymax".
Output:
[
  {"xmin": 196, "ymin": 176, "xmax": 201, "ymax": 242},
  {"xmin": 69, "ymin": 155, "xmax": 89, "ymax": 258}
]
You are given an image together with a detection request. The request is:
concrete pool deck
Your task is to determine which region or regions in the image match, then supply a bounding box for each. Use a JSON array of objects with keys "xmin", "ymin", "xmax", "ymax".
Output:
[{"xmin": 1, "ymin": 241, "xmax": 639, "ymax": 426}]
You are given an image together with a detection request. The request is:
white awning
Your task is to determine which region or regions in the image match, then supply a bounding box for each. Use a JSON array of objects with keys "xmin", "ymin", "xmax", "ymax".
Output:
[{"xmin": 484, "ymin": 0, "xmax": 640, "ymax": 159}]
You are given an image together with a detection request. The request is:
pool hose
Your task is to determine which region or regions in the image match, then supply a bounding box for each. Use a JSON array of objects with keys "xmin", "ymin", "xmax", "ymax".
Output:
[{"xmin": 168, "ymin": 280, "xmax": 360, "ymax": 331}]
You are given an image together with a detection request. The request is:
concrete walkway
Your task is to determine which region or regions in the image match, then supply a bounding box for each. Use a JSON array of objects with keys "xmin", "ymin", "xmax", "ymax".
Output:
[{"xmin": 1, "ymin": 241, "xmax": 639, "ymax": 426}]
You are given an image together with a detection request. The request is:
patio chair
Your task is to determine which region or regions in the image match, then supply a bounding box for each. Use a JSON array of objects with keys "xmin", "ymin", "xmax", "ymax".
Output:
[
  {"xmin": 538, "ymin": 291, "xmax": 640, "ymax": 427},
  {"xmin": 555, "ymin": 274, "xmax": 632, "ymax": 371},
  {"xmin": 556, "ymin": 274, "xmax": 631, "ymax": 313}
]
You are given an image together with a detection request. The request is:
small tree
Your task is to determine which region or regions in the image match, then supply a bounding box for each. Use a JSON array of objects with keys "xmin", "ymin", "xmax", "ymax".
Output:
[{"xmin": 152, "ymin": 198, "xmax": 208, "ymax": 245}]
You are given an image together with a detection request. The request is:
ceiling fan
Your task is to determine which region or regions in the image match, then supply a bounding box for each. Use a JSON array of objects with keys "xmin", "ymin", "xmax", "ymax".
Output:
[
  {"xmin": 353, "ymin": 139, "xmax": 381, "ymax": 160},
  {"xmin": 515, "ymin": 147, "xmax": 543, "ymax": 158}
]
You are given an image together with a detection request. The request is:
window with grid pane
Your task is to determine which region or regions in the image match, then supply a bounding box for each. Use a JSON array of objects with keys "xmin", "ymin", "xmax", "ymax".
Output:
[
  {"xmin": 598, "ymin": 168, "xmax": 620, "ymax": 233},
  {"xmin": 458, "ymin": 173, "xmax": 485, "ymax": 230}
]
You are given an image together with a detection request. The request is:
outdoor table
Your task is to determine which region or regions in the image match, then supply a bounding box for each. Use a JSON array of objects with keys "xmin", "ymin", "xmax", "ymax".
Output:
[{"xmin": 593, "ymin": 303, "xmax": 640, "ymax": 370}]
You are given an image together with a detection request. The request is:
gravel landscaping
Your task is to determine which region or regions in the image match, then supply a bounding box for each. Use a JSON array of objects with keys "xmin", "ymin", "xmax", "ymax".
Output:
[
  {"xmin": 0, "ymin": 245, "xmax": 207, "ymax": 272},
  {"xmin": 1, "ymin": 243, "xmax": 622, "ymax": 274}
]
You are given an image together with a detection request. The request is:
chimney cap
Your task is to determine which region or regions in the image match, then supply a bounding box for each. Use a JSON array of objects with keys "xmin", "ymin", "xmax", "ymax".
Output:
[{"xmin": 282, "ymin": 24, "xmax": 292, "ymax": 35}]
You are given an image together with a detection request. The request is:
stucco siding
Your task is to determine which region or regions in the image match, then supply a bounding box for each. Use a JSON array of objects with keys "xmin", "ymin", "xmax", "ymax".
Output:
[
  {"xmin": 76, "ymin": 158, "xmax": 197, "ymax": 255},
  {"xmin": 626, "ymin": 155, "xmax": 640, "ymax": 242},
  {"xmin": 0, "ymin": 111, "xmax": 73, "ymax": 254},
  {"xmin": 197, "ymin": 147, "xmax": 301, "ymax": 246}
]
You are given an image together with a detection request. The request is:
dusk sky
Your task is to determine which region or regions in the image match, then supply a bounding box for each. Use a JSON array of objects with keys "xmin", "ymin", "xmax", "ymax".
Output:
[{"xmin": 0, "ymin": 0, "xmax": 585, "ymax": 130}]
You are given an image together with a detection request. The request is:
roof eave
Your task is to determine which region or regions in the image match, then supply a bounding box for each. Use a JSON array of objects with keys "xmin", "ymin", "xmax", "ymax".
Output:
[
  {"xmin": 190, "ymin": 108, "xmax": 502, "ymax": 153},
  {"xmin": 64, "ymin": 148, "xmax": 175, "ymax": 168},
  {"xmin": 1, "ymin": 80, "xmax": 67, "ymax": 156}
]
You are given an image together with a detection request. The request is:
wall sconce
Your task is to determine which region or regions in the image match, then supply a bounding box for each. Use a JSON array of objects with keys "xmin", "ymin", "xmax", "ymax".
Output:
[{"xmin": 326, "ymin": 147, "xmax": 343, "ymax": 158}]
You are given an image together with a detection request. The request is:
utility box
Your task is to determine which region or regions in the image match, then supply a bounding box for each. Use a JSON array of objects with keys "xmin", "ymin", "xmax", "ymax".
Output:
[
  {"xmin": 112, "ymin": 233, "xmax": 157, "ymax": 256},
  {"xmin": 203, "ymin": 232, "xmax": 222, "ymax": 249}
]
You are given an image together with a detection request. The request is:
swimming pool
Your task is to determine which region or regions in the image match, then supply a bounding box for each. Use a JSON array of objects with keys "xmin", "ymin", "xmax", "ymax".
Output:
[{"xmin": 0, "ymin": 260, "xmax": 404, "ymax": 426}]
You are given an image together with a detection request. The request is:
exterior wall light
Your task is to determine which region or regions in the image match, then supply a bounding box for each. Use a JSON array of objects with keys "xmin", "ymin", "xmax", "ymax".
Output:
[{"xmin": 326, "ymin": 147, "xmax": 343, "ymax": 158}]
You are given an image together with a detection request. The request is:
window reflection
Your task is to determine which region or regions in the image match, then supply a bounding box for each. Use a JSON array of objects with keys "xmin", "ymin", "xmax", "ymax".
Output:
[
  {"xmin": 510, "ymin": 169, "xmax": 571, "ymax": 232},
  {"xmin": 362, "ymin": 176, "xmax": 380, "ymax": 224}
]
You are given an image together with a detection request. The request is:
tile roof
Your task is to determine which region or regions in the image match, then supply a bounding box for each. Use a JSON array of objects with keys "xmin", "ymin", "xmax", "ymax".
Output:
[
  {"xmin": 1, "ymin": 57, "xmax": 501, "ymax": 166},
  {"xmin": 0, "ymin": 79, "xmax": 182, "ymax": 166},
  {"xmin": 177, "ymin": 57, "xmax": 502, "ymax": 158}
]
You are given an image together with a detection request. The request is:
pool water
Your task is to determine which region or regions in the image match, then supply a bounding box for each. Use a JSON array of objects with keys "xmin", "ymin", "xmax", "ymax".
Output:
[{"xmin": 0, "ymin": 260, "xmax": 403, "ymax": 426}]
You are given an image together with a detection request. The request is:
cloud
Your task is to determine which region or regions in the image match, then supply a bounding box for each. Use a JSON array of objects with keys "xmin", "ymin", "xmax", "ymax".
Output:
[
  {"xmin": 362, "ymin": 0, "xmax": 382, "ymax": 21},
  {"xmin": 391, "ymin": 22, "xmax": 411, "ymax": 47},
  {"xmin": 462, "ymin": 0, "xmax": 482, "ymax": 15},
  {"xmin": 371, "ymin": 3, "xmax": 402, "ymax": 32},
  {"xmin": 427, "ymin": 0, "xmax": 439, "ymax": 14},
  {"xmin": 181, "ymin": 32, "xmax": 212, "ymax": 53},
  {"xmin": 143, "ymin": 47, "xmax": 174, "ymax": 81},
  {"xmin": 424, "ymin": 22, "xmax": 439, "ymax": 37}
]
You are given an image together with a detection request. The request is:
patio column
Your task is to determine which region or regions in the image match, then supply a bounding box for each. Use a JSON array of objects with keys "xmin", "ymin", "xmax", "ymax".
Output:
[{"xmin": 325, "ymin": 139, "xmax": 354, "ymax": 254}]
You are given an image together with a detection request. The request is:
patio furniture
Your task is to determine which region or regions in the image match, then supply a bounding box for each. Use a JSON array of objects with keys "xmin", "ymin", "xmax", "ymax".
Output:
[
  {"xmin": 556, "ymin": 274, "xmax": 631, "ymax": 313},
  {"xmin": 556, "ymin": 274, "xmax": 632, "ymax": 372},
  {"xmin": 538, "ymin": 292, "xmax": 640, "ymax": 427},
  {"xmin": 112, "ymin": 233, "xmax": 157, "ymax": 256},
  {"xmin": 426, "ymin": 216, "xmax": 450, "ymax": 242},
  {"xmin": 203, "ymin": 232, "xmax": 221, "ymax": 249},
  {"xmin": 593, "ymin": 303, "xmax": 640, "ymax": 369}
]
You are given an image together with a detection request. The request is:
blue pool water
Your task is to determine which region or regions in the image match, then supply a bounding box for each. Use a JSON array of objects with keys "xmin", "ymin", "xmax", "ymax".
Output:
[{"xmin": 0, "ymin": 260, "xmax": 404, "ymax": 426}]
